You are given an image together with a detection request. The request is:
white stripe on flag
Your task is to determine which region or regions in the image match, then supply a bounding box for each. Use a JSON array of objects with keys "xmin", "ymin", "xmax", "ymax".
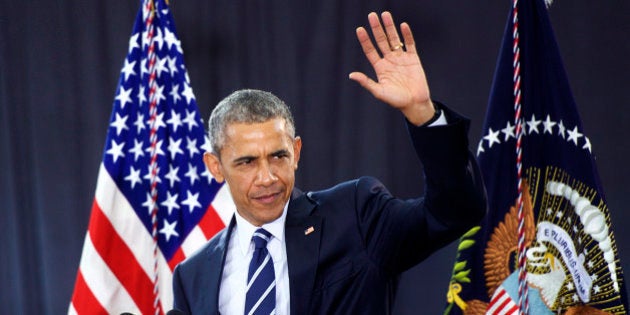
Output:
[
  {"xmin": 212, "ymin": 184, "xmax": 236, "ymax": 225},
  {"xmin": 94, "ymin": 164, "xmax": 174, "ymax": 310},
  {"xmin": 78, "ymin": 233, "xmax": 140, "ymax": 315},
  {"xmin": 181, "ymin": 226, "xmax": 209, "ymax": 257}
]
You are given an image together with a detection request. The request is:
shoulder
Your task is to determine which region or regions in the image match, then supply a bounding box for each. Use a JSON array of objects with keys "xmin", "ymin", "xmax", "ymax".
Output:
[
  {"xmin": 306, "ymin": 176, "xmax": 391, "ymax": 205},
  {"xmin": 175, "ymin": 226, "xmax": 230, "ymax": 273}
]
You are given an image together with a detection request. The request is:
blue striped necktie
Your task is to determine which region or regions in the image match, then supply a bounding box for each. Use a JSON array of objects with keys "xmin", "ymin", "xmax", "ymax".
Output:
[{"xmin": 245, "ymin": 228, "xmax": 276, "ymax": 315}]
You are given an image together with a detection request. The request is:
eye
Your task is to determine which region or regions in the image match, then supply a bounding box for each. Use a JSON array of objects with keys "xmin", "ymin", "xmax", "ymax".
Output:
[
  {"xmin": 235, "ymin": 157, "xmax": 254, "ymax": 166},
  {"xmin": 272, "ymin": 151, "xmax": 289, "ymax": 159}
]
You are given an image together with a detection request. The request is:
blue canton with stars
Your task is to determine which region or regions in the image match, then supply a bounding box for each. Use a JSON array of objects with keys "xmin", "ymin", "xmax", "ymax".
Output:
[{"xmin": 102, "ymin": 0, "xmax": 222, "ymax": 261}]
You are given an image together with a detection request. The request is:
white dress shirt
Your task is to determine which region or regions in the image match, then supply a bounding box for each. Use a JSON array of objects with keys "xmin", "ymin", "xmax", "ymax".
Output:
[{"xmin": 218, "ymin": 203, "xmax": 290, "ymax": 315}]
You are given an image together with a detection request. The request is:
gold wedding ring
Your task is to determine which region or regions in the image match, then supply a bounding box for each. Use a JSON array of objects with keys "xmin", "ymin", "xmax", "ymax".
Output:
[{"xmin": 391, "ymin": 42, "xmax": 404, "ymax": 50}]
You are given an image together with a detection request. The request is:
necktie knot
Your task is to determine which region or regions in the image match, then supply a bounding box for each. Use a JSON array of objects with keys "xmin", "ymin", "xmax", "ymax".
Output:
[{"xmin": 252, "ymin": 228, "xmax": 272, "ymax": 249}]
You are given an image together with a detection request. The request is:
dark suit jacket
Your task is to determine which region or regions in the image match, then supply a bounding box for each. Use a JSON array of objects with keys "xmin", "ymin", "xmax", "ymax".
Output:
[{"xmin": 172, "ymin": 106, "xmax": 487, "ymax": 314}]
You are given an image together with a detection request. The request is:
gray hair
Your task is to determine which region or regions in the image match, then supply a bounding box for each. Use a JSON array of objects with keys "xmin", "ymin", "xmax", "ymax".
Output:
[{"xmin": 207, "ymin": 89, "xmax": 296, "ymax": 154}]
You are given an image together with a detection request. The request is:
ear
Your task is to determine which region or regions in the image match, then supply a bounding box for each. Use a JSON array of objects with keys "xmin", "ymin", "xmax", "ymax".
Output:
[
  {"xmin": 292, "ymin": 136, "xmax": 302, "ymax": 170},
  {"xmin": 203, "ymin": 152, "xmax": 224, "ymax": 183}
]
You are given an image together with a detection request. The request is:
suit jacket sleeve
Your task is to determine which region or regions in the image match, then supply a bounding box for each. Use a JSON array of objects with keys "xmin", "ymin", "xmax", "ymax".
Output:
[{"xmin": 357, "ymin": 102, "xmax": 487, "ymax": 275}]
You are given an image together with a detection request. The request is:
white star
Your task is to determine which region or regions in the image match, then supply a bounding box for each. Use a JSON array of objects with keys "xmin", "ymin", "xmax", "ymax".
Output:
[
  {"xmin": 128, "ymin": 33, "xmax": 140, "ymax": 53},
  {"xmin": 556, "ymin": 211, "xmax": 563, "ymax": 219},
  {"xmin": 120, "ymin": 59, "xmax": 137, "ymax": 82},
  {"xmin": 106, "ymin": 140, "xmax": 125, "ymax": 163},
  {"xmin": 182, "ymin": 83, "xmax": 195, "ymax": 105},
  {"xmin": 154, "ymin": 56, "xmax": 169, "ymax": 78},
  {"xmin": 593, "ymin": 285, "xmax": 601, "ymax": 294},
  {"xmin": 134, "ymin": 113, "xmax": 146, "ymax": 133},
  {"xmin": 201, "ymin": 135, "xmax": 212, "ymax": 153},
  {"xmin": 185, "ymin": 163, "xmax": 200, "ymax": 185},
  {"xmin": 129, "ymin": 139, "xmax": 145, "ymax": 161},
  {"xmin": 543, "ymin": 115, "xmax": 556, "ymax": 134},
  {"xmin": 573, "ymin": 226, "xmax": 578, "ymax": 233},
  {"xmin": 115, "ymin": 86, "xmax": 133, "ymax": 109},
  {"xmin": 186, "ymin": 136, "xmax": 200, "ymax": 157},
  {"xmin": 169, "ymin": 84, "xmax": 181, "ymax": 104},
  {"xmin": 143, "ymin": 164, "xmax": 162, "ymax": 184},
  {"xmin": 168, "ymin": 137, "xmax": 184, "ymax": 160},
  {"xmin": 547, "ymin": 208, "xmax": 553, "ymax": 215},
  {"xmin": 145, "ymin": 139, "xmax": 166, "ymax": 157},
  {"xmin": 159, "ymin": 219, "xmax": 179, "ymax": 242},
  {"xmin": 163, "ymin": 27, "xmax": 181, "ymax": 52},
  {"xmin": 137, "ymin": 86, "xmax": 147, "ymax": 106},
  {"xmin": 558, "ymin": 120, "xmax": 566, "ymax": 139},
  {"xmin": 476, "ymin": 141, "xmax": 485, "ymax": 156},
  {"xmin": 201, "ymin": 167, "xmax": 213, "ymax": 183},
  {"xmin": 110, "ymin": 113, "xmax": 129, "ymax": 136},
  {"xmin": 182, "ymin": 109, "xmax": 199, "ymax": 131},
  {"xmin": 587, "ymin": 260, "xmax": 594, "ymax": 269},
  {"xmin": 124, "ymin": 166, "xmax": 142, "ymax": 189},
  {"xmin": 527, "ymin": 114, "xmax": 542, "ymax": 134},
  {"xmin": 182, "ymin": 190, "xmax": 201, "ymax": 213},
  {"xmin": 142, "ymin": 193, "xmax": 156, "ymax": 215},
  {"xmin": 167, "ymin": 56, "xmax": 179, "ymax": 77},
  {"xmin": 153, "ymin": 84, "xmax": 167, "ymax": 105},
  {"xmin": 153, "ymin": 27, "xmax": 164, "ymax": 49},
  {"xmin": 148, "ymin": 26, "xmax": 164, "ymax": 50},
  {"xmin": 161, "ymin": 191, "xmax": 180, "ymax": 215},
  {"xmin": 483, "ymin": 128, "xmax": 501, "ymax": 148},
  {"xmin": 147, "ymin": 112, "xmax": 167, "ymax": 131},
  {"xmin": 167, "ymin": 110, "xmax": 183, "ymax": 132},
  {"xmin": 566, "ymin": 281, "xmax": 574, "ymax": 290},
  {"xmin": 583, "ymin": 137, "xmax": 592, "ymax": 153},
  {"xmin": 140, "ymin": 58, "xmax": 149, "ymax": 77},
  {"xmin": 164, "ymin": 164, "xmax": 181, "ymax": 188},
  {"xmin": 501, "ymin": 121, "xmax": 516, "ymax": 141},
  {"xmin": 567, "ymin": 126, "xmax": 583, "ymax": 146},
  {"xmin": 572, "ymin": 294, "xmax": 579, "ymax": 302},
  {"xmin": 592, "ymin": 273, "xmax": 598, "ymax": 280}
]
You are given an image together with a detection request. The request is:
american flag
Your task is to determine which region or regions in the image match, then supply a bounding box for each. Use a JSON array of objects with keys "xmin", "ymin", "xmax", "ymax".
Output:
[
  {"xmin": 69, "ymin": 1, "xmax": 235, "ymax": 314},
  {"xmin": 444, "ymin": 0, "xmax": 628, "ymax": 314}
]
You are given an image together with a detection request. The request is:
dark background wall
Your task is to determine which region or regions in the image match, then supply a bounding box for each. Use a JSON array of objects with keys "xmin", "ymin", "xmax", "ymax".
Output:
[{"xmin": 1, "ymin": 1, "xmax": 628, "ymax": 314}]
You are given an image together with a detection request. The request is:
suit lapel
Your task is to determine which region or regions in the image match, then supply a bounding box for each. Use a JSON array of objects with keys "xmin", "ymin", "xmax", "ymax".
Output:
[
  {"xmin": 285, "ymin": 189, "xmax": 321, "ymax": 315},
  {"xmin": 203, "ymin": 216, "xmax": 235, "ymax": 315}
]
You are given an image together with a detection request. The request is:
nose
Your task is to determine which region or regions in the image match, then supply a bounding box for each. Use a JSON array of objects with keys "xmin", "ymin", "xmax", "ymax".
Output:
[{"xmin": 256, "ymin": 161, "xmax": 278, "ymax": 186}]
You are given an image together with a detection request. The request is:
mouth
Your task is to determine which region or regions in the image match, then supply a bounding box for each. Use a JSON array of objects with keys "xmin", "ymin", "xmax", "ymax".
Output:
[{"xmin": 252, "ymin": 191, "xmax": 283, "ymax": 205}]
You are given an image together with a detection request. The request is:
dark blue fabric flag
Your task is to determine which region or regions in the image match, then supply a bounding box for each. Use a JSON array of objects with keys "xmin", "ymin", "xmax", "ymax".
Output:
[{"xmin": 444, "ymin": 0, "xmax": 628, "ymax": 314}]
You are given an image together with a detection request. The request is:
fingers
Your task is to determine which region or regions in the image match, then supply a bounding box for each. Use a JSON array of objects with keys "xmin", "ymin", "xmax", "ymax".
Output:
[
  {"xmin": 367, "ymin": 12, "xmax": 392, "ymax": 56},
  {"xmin": 400, "ymin": 22, "xmax": 417, "ymax": 55},
  {"xmin": 380, "ymin": 12, "xmax": 404, "ymax": 52},
  {"xmin": 355, "ymin": 27, "xmax": 381, "ymax": 66}
]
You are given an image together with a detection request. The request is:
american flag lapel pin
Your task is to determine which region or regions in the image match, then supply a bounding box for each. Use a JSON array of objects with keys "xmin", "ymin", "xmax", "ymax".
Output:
[{"xmin": 304, "ymin": 226, "xmax": 315, "ymax": 235}]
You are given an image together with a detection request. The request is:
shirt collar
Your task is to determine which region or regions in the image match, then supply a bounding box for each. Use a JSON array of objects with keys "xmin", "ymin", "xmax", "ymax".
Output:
[{"xmin": 234, "ymin": 201, "xmax": 288, "ymax": 256}]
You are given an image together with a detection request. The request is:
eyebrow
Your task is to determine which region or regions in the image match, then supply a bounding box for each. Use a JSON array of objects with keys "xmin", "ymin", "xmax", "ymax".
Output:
[{"xmin": 231, "ymin": 149, "xmax": 290, "ymax": 164}]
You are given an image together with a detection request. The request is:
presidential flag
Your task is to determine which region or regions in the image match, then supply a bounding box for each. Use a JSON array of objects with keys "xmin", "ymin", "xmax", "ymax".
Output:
[
  {"xmin": 444, "ymin": 0, "xmax": 628, "ymax": 314},
  {"xmin": 69, "ymin": 1, "xmax": 235, "ymax": 314}
]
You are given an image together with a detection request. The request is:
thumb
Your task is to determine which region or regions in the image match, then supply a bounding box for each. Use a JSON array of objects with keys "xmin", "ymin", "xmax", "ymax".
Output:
[{"xmin": 349, "ymin": 72, "xmax": 379, "ymax": 96}]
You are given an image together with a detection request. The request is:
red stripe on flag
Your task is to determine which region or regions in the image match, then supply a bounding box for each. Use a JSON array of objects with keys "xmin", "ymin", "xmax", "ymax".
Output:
[
  {"xmin": 168, "ymin": 247, "xmax": 186, "ymax": 271},
  {"xmin": 71, "ymin": 271, "xmax": 109, "ymax": 315},
  {"xmin": 88, "ymin": 200, "xmax": 160, "ymax": 315},
  {"xmin": 198, "ymin": 204, "xmax": 225, "ymax": 239}
]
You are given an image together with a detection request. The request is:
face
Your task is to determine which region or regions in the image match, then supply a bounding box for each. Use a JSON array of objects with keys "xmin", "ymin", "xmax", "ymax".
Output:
[{"xmin": 204, "ymin": 118, "xmax": 302, "ymax": 226}]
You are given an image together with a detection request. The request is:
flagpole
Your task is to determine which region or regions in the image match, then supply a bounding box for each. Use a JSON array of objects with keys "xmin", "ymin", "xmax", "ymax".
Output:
[
  {"xmin": 511, "ymin": 0, "xmax": 530, "ymax": 314},
  {"xmin": 142, "ymin": 0, "xmax": 162, "ymax": 314}
]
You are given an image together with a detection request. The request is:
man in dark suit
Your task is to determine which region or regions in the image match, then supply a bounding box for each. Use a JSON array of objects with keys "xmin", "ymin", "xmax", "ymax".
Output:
[{"xmin": 172, "ymin": 11, "xmax": 486, "ymax": 314}]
